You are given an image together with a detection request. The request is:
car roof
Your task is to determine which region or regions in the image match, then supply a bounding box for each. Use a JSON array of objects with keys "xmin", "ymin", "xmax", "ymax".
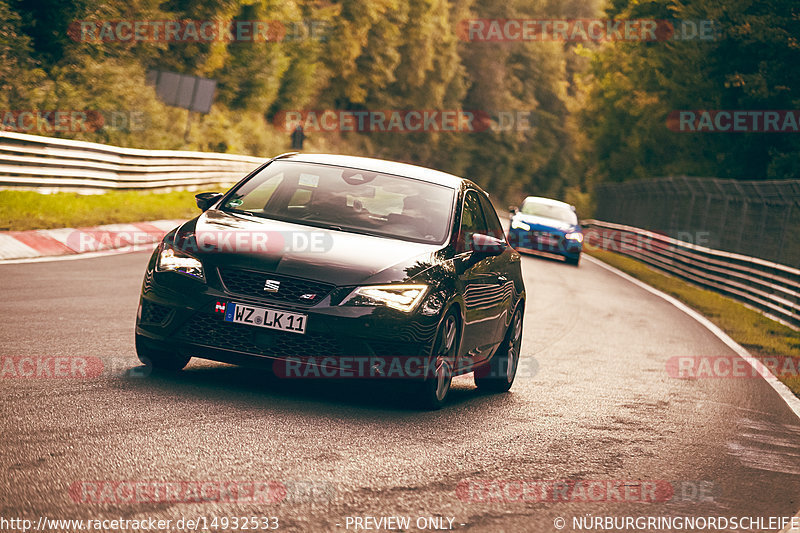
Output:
[
  {"xmin": 522, "ymin": 196, "xmax": 574, "ymax": 208},
  {"xmin": 277, "ymin": 153, "xmax": 467, "ymax": 190}
]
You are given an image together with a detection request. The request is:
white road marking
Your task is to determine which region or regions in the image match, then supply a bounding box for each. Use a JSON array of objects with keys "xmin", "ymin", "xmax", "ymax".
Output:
[
  {"xmin": 587, "ymin": 253, "xmax": 800, "ymax": 530},
  {"xmin": 781, "ymin": 509, "xmax": 800, "ymax": 533},
  {"xmin": 584, "ymin": 254, "xmax": 800, "ymax": 422}
]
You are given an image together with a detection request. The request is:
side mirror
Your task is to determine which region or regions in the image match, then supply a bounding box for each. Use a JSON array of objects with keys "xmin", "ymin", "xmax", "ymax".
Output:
[
  {"xmin": 509, "ymin": 205, "xmax": 519, "ymax": 216},
  {"xmin": 195, "ymin": 192, "xmax": 223, "ymax": 211},
  {"xmin": 472, "ymin": 233, "xmax": 507, "ymax": 257}
]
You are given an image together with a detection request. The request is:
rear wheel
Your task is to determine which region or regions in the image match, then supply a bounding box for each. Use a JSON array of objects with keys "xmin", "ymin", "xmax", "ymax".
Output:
[
  {"xmin": 475, "ymin": 306, "xmax": 522, "ymax": 393},
  {"xmin": 135, "ymin": 335, "xmax": 191, "ymax": 372},
  {"xmin": 415, "ymin": 311, "xmax": 458, "ymax": 410}
]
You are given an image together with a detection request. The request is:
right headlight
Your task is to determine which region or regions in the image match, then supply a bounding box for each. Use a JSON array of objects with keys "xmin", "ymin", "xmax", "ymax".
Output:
[
  {"xmin": 511, "ymin": 219, "xmax": 531, "ymax": 231},
  {"xmin": 156, "ymin": 244, "xmax": 205, "ymax": 281},
  {"xmin": 341, "ymin": 284, "xmax": 429, "ymax": 313}
]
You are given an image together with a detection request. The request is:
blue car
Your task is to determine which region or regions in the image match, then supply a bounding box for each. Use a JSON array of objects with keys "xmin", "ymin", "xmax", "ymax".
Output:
[{"xmin": 507, "ymin": 196, "xmax": 583, "ymax": 265}]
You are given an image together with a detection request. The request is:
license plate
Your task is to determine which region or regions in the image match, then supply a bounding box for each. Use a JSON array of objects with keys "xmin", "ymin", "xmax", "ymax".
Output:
[
  {"xmin": 535, "ymin": 233, "xmax": 558, "ymax": 246},
  {"xmin": 224, "ymin": 303, "xmax": 307, "ymax": 334}
]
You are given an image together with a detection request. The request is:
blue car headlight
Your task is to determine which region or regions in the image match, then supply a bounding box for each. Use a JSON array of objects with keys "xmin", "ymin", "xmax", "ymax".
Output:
[
  {"xmin": 511, "ymin": 219, "xmax": 531, "ymax": 231},
  {"xmin": 565, "ymin": 232, "xmax": 583, "ymax": 243}
]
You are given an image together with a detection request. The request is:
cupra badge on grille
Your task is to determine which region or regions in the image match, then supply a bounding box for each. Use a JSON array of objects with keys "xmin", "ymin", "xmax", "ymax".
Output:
[{"xmin": 263, "ymin": 279, "xmax": 281, "ymax": 293}]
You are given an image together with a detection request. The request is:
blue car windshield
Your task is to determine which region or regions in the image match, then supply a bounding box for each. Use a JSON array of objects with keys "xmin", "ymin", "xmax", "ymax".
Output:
[
  {"xmin": 221, "ymin": 161, "xmax": 455, "ymax": 244},
  {"xmin": 520, "ymin": 200, "xmax": 577, "ymax": 225}
]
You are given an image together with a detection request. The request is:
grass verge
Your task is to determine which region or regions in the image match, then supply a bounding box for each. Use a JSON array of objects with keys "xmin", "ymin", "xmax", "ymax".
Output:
[
  {"xmin": 0, "ymin": 190, "xmax": 205, "ymax": 231},
  {"xmin": 587, "ymin": 249, "xmax": 800, "ymax": 397}
]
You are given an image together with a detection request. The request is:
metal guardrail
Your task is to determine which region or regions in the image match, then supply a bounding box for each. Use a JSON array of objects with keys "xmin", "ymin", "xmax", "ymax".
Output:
[
  {"xmin": 582, "ymin": 219, "xmax": 800, "ymax": 330},
  {"xmin": 0, "ymin": 131, "xmax": 266, "ymax": 191}
]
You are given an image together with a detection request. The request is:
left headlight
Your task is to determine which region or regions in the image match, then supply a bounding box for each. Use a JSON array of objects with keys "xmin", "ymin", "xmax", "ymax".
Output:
[
  {"xmin": 511, "ymin": 219, "xmax": 531, "ymax": 231},
  {"xmin": 565, "ymin": 232, "xmax": 584, "ymax": 242},
  {"xmin": 156, "ymin": 244, "xmax": 205, "ymax": 281},
  {"xmin": 342, "ymin": 284, "xmax": 429, "ymax": 313}
]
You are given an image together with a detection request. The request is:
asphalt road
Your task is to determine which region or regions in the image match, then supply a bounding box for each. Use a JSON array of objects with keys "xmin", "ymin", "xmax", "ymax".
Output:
[{"xmin": 1, "ymin": 249, "xmax": 799, "ymax": 533}]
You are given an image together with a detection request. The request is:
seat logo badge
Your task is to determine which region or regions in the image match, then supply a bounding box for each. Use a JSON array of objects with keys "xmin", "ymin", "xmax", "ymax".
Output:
[{"xmin": 263, "ymin": 279, "xmax": 281, "ymax": 293}]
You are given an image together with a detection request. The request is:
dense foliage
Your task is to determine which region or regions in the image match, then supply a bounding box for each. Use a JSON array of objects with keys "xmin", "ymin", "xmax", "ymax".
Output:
[
  {"xmin": 581, "ymin": 0, "xmax": 800, "ymax": 183},
  {"xmin": 1, "ymin": 0, "xmax": 796, "ymax": 209}
]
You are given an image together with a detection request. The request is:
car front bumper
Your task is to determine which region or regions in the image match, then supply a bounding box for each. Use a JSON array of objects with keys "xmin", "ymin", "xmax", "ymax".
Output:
[
  {"xmin": 135, "ymin": 268, "xmax": 443, "ymax": 375},
  {"xmin": 507, "ymin": 228, "xmax": 582, "ymax": 258}
]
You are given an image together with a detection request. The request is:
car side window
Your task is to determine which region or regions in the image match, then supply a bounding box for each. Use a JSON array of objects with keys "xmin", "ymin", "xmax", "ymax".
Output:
[
  {"xmin": 478, "ymin": 194, "xmax": 506, "ymax": 241},
  {"xmin": 459, "ymin": 191, "xmax": 489, "ymax": 252}
]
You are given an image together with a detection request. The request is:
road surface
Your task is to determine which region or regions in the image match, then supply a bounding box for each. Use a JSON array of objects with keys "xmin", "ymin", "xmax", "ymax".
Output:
[{"xmin": 1, "ymin": 250, "xmax": 798, "ymax": 532}]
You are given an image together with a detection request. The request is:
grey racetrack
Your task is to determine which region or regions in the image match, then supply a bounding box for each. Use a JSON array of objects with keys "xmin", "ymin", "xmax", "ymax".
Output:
[{"xmin": 1, "ymin": 250, "xmax": 799, "ymax": 532}]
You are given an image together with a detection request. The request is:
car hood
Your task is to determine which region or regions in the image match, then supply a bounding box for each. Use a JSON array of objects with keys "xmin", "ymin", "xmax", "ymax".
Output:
[
  {"xmin": 173, "ymin": 210, "xmax": 444, "ymax": 286},
  {"xmin": 514, "ymin": 213, "xmax": 580, "ymax": 234}
]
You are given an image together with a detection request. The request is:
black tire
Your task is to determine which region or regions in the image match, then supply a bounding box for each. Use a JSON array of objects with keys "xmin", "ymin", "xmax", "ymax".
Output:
[
  {"xmin": 565, "ymin": 254, "xmax": 580, "ymax": 266},
  {"xmin": 475, "ymin": 306, "xmax": 523, "ymax": 393},
  {"xmin": 415, "ymin": 311, "xmax": 459, "ymax": 410},
  {"xmin": 135, "ymin": 335, "xmax": 191, "ymax": 372}
]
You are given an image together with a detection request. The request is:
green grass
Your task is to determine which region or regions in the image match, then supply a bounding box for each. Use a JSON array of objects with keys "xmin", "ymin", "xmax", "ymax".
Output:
[
  {"xmin": 0, "ymin": 190, "xmax": 205, "ymax": 231},
  {"xmin": 588, "ymin": 250, "xmax": 800, "ymax": 396}
]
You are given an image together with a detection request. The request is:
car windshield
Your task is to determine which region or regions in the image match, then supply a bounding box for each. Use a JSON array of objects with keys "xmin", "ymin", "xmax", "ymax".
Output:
[
  {"xmin": 220, "ymin": 161, "xmax": 455, "ymax": 244},
  {"xmin": 520, "ymin": 199, "xmax": 577, "ymax": 225}
]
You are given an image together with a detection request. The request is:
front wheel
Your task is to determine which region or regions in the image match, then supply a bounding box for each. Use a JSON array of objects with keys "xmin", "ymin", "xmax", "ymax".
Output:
[
  {"xmin": 565, "ymin": 254, "xmax": 580, "ymax": 266},
  {"xmin": 415, "ymin": 311, "xmax": 459, "ymax": 410},
  {"xmin": 475, "ymin": 306, "xmax": 523, "ymax": 393},
  {"xmin": 135, "ymin": 335, "xmax": 191, "ymax": 372}
]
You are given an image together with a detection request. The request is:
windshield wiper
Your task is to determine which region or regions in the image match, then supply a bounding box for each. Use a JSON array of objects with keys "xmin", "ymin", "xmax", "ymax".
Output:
[
  {"xmin": 303, "ymin": 221, "xmax": 380, "ymax": 236},
  {"xmin": 223, "ymin": 211, "xmax": 386, "ymax": 239}
]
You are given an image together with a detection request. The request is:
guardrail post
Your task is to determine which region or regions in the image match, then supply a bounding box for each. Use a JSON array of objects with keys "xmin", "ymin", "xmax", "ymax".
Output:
[
  {"xmin": 684, "ymin": 176, "xmax": 696, "ymax": 239},
  {"xmin": 777, "ymin": 202, "xmax": 793, "ymax": 266},
  {"xmin": 732, "ymin": 181, "xmax": 748, "ymax": 255}
]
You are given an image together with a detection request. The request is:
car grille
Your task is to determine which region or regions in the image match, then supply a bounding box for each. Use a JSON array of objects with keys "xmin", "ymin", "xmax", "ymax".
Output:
[
  {"xmin": 533, "ymin": 230, "xmax": 561, "ymax": 240},
  {"xmin": 218, "ymin": 268, "xmax": 334, "ymax": 306},
  {"xmin": 177, "ymin": 313, "xmax": 344, "ymax": 358},
  {"xmin": 140, "ymin": 300, "xmax": 172, "ymax": 325}
]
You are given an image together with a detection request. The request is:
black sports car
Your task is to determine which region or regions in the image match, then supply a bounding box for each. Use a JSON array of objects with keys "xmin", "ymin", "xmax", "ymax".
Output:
[{"xmin": 135, "ymin": 153, "xmax": 526, "ymax": 408}]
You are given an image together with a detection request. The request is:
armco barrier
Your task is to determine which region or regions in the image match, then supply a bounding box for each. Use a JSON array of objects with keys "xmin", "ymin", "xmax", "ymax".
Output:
[
  {"xmin": 0, "ymin": 131, "xmax": 265, "ymax": 191},
  {"xmin": 582, "ymin": 219, "xmax": 800, "ymax": 329}
]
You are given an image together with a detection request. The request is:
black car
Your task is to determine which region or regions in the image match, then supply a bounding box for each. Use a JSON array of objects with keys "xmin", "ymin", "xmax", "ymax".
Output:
[{"xmin": 135, "ymin": 153, "xmax": 526, "ymax": 408}]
